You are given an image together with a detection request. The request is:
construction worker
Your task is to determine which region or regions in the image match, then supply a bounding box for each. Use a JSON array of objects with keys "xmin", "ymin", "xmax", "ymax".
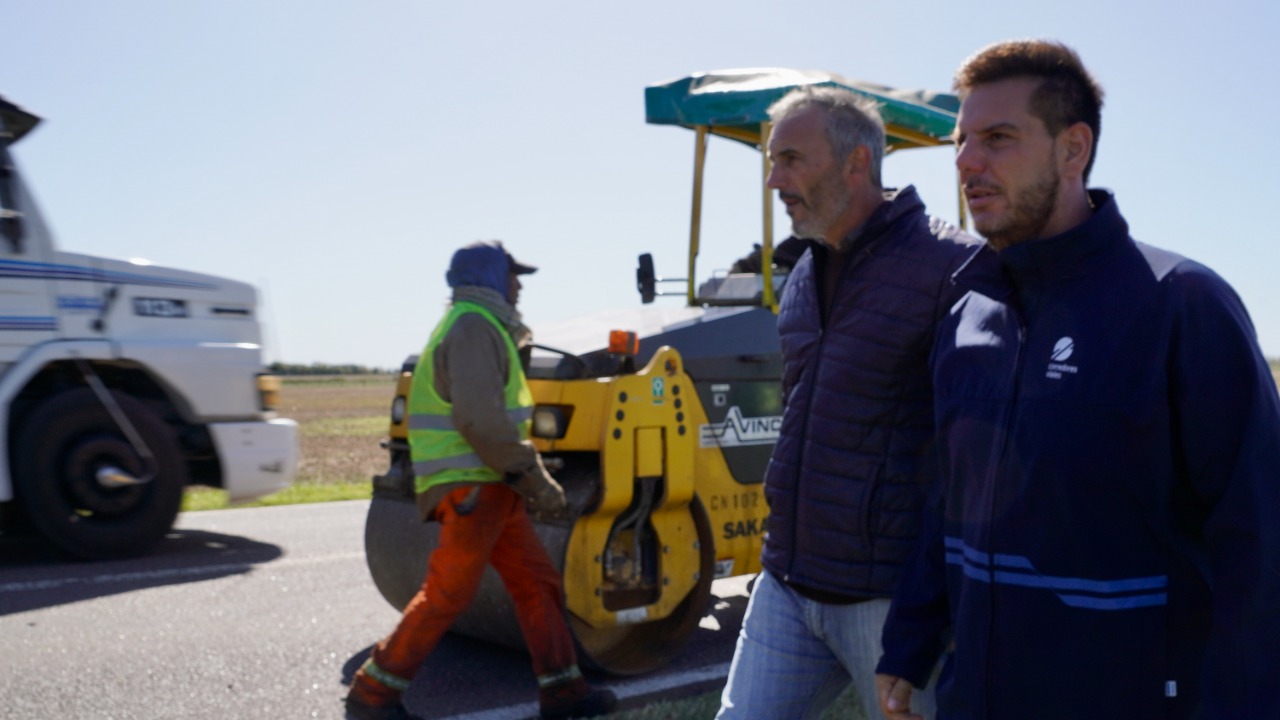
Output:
[{"xmin": 346, "ymin": 241, "xmax": 616, "ymax": 720}]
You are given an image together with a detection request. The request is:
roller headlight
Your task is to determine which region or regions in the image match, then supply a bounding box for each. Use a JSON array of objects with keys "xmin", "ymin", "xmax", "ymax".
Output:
[
  {"xmin": 389, "ymin": 395, "xmax": 407, "ymax": 425},
  {"xmin": 532, "ymin": 405, "xmax": 571, "ymax": 439}
]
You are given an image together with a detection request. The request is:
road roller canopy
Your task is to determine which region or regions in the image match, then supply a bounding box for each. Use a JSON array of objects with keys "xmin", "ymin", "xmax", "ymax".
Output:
[
  {"xmin": 641, "ymin": 68, "xmax": 960, "ymax": 312},
  {"xmin": 0, "ymin": 95, "xmax": 41, "ymax": 145},
  {"xmin": 644, "ymin": 68, "xmax": 959, "ymax": 152}
]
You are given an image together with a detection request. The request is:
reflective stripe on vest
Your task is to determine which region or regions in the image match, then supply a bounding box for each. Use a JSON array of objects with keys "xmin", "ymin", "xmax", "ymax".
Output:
[
  {"xmin": 408, "ymin": 301, "xmax": 532, "ymax": 495},
  {"xmin": 413, "ymin": 452, "xmax": 485, "ymax": 477},
  {"xmin": 407, "ymin": 406, "xmax": 533, "ymax": 431}
]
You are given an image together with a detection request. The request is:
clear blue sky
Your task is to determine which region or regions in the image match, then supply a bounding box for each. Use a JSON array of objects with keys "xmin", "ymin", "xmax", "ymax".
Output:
[{"xmin": 7, "ymin": 0, "xmax": 1278, "ymax": 367}]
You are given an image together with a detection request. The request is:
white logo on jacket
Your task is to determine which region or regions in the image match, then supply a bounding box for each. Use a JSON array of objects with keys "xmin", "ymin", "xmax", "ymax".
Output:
[
  {"xmin": 1047, "ymin": 336, "xmax": 1079, "ymax": 379},
  {"xmin": 1051, "ymin": 337, "xmax": 1074, "ymax": 361}
]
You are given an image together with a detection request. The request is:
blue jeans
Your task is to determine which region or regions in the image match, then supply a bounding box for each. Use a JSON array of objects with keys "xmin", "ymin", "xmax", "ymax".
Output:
[{"xmin": 717, "ymin": 570, "xmax": 936, "ymax": 720}]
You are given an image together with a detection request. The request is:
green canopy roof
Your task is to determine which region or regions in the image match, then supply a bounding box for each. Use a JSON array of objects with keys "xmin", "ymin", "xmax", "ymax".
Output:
[
  {"xmin": 0, "ymin": 95, "xmax": 41, "ymax": 145},
  {"xmin": 645, "ymin": 68, "xmax": 958, "ymax": 150}
]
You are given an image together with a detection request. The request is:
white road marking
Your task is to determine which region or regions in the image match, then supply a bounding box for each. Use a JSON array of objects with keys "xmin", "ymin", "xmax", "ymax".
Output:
[{"xmin": 444, "ymin": 662, "xmax": 733, "ymax": 720}]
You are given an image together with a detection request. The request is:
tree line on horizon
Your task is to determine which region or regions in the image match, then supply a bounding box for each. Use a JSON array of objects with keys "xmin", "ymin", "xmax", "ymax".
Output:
[{"xmin": 268, "ymin": 362, "xmax": 394, "ymax": 376}]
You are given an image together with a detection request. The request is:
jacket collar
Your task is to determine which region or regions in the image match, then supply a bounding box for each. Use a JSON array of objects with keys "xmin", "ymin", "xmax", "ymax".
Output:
[
  {"xmin": 998, "ymin": 190, "xmax": 1129, "ymax": 291},
  {"xmin": 835, "ymin": 185, "xmax": 926, "ymax": 253}
]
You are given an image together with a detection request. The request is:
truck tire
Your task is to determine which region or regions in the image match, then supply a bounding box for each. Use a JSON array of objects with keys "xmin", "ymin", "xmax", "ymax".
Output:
[{"xmin": 13, "ymin": 388, "xmax": 187, "ymax": 560}]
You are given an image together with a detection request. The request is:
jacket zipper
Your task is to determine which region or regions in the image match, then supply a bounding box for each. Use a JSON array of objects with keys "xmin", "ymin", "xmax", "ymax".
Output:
[
  {"xmin": 786, "ymin": 242, "xmax": 872, "ymax": 582},
  {"xmin": 787, "ymin": 310, "xmax": 824, "ymax": 581},
  {"xmin": 985, "ymin": 313, "xmax": 1025, "ymax": 716}
]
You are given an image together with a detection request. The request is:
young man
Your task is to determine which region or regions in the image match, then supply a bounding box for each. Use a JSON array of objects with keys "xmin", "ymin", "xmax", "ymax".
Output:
[
  {"xmin": 346, "ymin": 241, "xmax": 615, "ymax": 720},
  {"xmin": 715, "ymin": 87, "xmax": 984, "ymax": 720},
  {"xmin": 877, "ymin": 40, "xmax": 1280, "ymax": 719}
]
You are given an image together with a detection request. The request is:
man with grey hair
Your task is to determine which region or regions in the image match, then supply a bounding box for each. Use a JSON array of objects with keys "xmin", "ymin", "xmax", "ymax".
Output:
[{"xmin": 716, "ymin": 85, "xmax": 992, "ymax": 719}]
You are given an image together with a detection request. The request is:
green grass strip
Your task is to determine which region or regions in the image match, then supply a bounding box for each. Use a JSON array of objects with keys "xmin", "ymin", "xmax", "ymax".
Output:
[{"xmin": 182, "ymin": 481, "xmax": 372, "ymax": 512}]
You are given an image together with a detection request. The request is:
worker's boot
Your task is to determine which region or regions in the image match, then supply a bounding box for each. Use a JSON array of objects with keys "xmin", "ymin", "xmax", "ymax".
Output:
[{"xmin": 538, "ymin": 677, "xmax": 617, "ymax": 719}]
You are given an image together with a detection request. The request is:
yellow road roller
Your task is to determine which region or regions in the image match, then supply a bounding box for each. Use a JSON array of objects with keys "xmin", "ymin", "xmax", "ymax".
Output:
[{"xmin": 363, "ymin": 68, "xmax": 960, "ymax": 675}]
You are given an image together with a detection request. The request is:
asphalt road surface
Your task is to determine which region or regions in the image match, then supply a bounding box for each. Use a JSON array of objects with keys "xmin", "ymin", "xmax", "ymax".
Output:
[{"xmin": 0, "ymin": 500, "xmax": 751, "ymax": 719}]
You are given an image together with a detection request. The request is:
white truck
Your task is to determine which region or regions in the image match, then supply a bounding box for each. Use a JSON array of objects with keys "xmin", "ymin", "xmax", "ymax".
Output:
[{"xmin": 0, "ymin": 95, "xmax": 298, "ymax": 559}]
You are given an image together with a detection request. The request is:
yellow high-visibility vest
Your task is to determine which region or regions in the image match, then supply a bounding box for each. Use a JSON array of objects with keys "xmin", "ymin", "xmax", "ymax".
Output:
[{"xmin": 407, "ymin": 301, "xmax": 532, "ymax": 495}]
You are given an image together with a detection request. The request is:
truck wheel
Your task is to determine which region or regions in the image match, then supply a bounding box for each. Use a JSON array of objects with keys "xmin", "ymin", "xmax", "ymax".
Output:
[{"xmin": 14, "ymin": 388, "xmax": 187, "ymax": 560}]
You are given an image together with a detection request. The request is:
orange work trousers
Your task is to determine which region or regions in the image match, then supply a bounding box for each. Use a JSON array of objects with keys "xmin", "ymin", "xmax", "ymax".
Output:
[{"xmin": 351, "ymin": 483, "xmax": 578, "ymax": 704}]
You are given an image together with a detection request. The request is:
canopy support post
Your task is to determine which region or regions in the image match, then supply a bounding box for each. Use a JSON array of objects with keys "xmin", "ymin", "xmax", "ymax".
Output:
[
  {"xmin": 687, "ymin": 125, "xmax": 707, "ymax": 306},
  {"xmin": 759, "ymin": 121, "xmax": 777, "ymax": 312}
]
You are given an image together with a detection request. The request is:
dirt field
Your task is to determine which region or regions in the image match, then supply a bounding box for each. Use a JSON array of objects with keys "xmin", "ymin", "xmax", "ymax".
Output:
[{"xmin": 279, "ymin": 374, "xmax": 399, "ymax": 485}]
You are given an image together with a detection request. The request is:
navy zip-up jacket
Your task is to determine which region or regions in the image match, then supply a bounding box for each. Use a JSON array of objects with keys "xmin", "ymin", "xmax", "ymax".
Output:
[
  {"xmin": 761, "ymin": 186, "xmax": 984, "ymax": 598},
  {"xmin": 878, "ymin": 192, "xmax": 1280, "ymax": 717}
]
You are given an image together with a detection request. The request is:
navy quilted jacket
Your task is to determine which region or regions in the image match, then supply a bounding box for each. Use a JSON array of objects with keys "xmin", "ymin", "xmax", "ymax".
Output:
[{"xmin": 760, "ymin": 185, "xmax": 985, "ymax": 598}]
